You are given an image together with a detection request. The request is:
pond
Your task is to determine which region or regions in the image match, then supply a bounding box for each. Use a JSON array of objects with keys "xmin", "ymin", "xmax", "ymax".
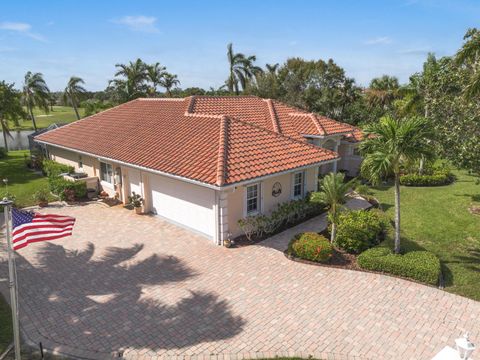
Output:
[{"xmin": 1, "ymin": 130, "xmax": 34, "ymax": 150}]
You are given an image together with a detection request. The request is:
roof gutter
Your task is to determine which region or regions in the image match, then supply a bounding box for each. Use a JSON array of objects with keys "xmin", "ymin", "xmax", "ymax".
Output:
[
  {"xmin": 301, "ymin": 131, "xmax": 353, "ymax": 139},
  {"xmin": 37, "ymin": 140, "xmax": 339, "ymax": 192}
]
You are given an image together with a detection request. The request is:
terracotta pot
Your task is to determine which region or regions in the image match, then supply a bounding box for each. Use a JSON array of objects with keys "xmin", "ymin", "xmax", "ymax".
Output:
[
  {"xmin": 134, "ymin": 206, "xmax": 143, "ymax": 215},
  {"xmin": 38, "ymin": 201, "xmax": 48, "ymax": 208}
]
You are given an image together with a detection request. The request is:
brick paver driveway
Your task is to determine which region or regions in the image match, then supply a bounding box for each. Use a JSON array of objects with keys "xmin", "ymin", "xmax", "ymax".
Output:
[{"xmin": 1, "ymin": 202, "xmax": 480, "ymax": 360}]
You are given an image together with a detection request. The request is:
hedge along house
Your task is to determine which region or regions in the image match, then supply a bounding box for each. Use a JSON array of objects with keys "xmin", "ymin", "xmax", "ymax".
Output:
[{"xmin": 35, "ymin": 96, "xmax": 362, "ymax": 244}]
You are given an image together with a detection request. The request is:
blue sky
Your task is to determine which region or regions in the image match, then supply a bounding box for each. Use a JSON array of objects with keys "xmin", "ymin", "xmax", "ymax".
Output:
[{"xmin": 0, "ymin": 0, "xmax": 477, "ymax": 91}]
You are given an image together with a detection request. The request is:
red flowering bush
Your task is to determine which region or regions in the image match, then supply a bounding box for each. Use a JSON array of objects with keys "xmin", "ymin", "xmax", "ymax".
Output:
[{"xmin": 287, "ymin": 232, "xmax": 333, "ymax": 263}]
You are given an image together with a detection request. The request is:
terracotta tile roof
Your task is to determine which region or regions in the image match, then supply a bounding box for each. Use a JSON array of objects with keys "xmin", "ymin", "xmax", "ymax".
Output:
[{"xmin": 36, "ymin": 97, "xmax": 341, "ymax": 187}]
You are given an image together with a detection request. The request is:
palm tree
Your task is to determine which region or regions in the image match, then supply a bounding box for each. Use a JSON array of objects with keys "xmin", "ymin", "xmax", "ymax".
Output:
[
  {"xmin": 22, "ymin": 72, "xmax": 50, "ymax": 131},
  {"xmin": 0, "ymin": 81, "xmax": 25, "ymax": 152},
  {"xmin": 226, "ymin": 43, "xmax": 248, "ymax": 95},
  {"xmin": 265, "ymin": 63, "xmax": 279, "ymax": 75},
  {"xmin": 146, "ymin": 62, "xmax": 167, "ymax": 97},
  {"xmin": 64, "ymin": 76, "xmax": 87, "ymax": 120},
  {"xmin": 241, "ymin": 55, "xmax": 263, "ymax": 90},
  {"xmin": 455, "ymin": 28, "xmax": 480, "ymax": 98},
  {"xmin": 311, "ymin": 172, "xmax": 355, "ymax": 243},
  {"xmin": 113, "ymin": 58, "xmax": 148, "ymax": 100},
  {"xmin": 159, "ymin": 73, "xmax": 180, "ymax": 97},
  {"xmin": 359, "ymin": 116, "xmax": 434, "ymax": 254},
  {"xmin": 366, "ymin": 75, "xmax": 400, "ymax": 111}
]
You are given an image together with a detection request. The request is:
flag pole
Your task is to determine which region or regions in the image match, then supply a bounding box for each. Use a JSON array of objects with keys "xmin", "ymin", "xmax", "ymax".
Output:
[{"xmin": 2, "ymin": 199, "xmax": 21, "ymax": 360}]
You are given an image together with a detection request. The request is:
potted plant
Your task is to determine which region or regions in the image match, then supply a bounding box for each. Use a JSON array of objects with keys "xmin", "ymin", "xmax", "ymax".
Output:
[
  {"xmin": 128, "ymin": 192, "xmax": 144, "ymax": 214},
  {"xmin": 33, "ymin": 188, "xmax": 49, "ymax": 207}
]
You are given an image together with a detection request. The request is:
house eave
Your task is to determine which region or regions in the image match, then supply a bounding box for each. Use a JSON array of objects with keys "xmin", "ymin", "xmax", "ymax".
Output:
[{"xmin": 37, "ymin": 140, "xmax": 339, "ymax": 192}]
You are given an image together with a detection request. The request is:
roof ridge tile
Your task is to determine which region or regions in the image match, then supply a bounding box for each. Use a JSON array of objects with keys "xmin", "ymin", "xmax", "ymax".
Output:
[
  {"xmin": 263, "ymin": 99, "xmax": 281, "ymax": 133},
  {"xmin": 216, "ymin": 116, "xmax": 229, "ymax": 186}
]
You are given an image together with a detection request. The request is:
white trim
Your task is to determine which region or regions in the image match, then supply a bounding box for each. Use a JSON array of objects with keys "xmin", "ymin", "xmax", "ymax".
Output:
[
  {"xmin": 40, "ymin": 141, "xmax": 338, "ymax": 191},
  {"xmin": 291, "ymin": 170, "xmax": 306, "ymax": 200},
  {"xmin": 243, "ymin": 182, "xmax": 261, "ymax": 217},
  {"xmin": 100, "ymin": 180, "xmax": 114, "ymax": 189}
]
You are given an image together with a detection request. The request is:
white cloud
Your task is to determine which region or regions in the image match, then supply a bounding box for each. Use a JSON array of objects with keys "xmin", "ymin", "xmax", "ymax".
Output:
[
  {"xmin": 112, "ymin": 15, "xmax": 159, "ymax": 33},
  {"xmin": 364, "ymin": 36, "xmax": 392, "ymax": 45},
  {"xmin": 0, "ymin": 21, "xmax": 47, "ymax": 42}
]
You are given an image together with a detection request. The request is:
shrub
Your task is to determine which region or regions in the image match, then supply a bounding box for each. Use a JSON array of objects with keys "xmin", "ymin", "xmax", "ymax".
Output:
[
  {"xmin": 237, "ymin": 197, "xmax": 325, "ymax": 240},
  {"xmin": 334, "ymin": 209, "xmax": 388, "ymax": 254},
  {"xmin": 400, "ymin": 172, "xmax": 455, "ymax": 186},
  {"xmin": 287, "ymin": 232, "xmax": 333, "ymax": 263},
  {"xmin": 357, "ymin": 247, "xmax": 441, "ymax": 285},
  {"xmin": 33, "ymin": 188, "xmax": 49, "ymax": 203},
  {"xmin": 128, "ymin": 192, "xmax": 144, "ymax": 208},
  {"xmin": 49, "ymin": 177, "xmax": 87, "ymax": 201},
  {"xmin": 43, "ymin": 160, "xmax": 74, "ymax": 178}
]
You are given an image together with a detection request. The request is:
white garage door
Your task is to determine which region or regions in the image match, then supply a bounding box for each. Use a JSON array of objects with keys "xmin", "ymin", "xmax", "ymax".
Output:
[{"xmin": 148, "ymin": 173, "xmax": 216, "ymax": 238}]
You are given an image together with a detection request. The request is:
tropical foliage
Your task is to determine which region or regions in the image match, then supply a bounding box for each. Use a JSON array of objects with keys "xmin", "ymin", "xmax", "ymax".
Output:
[
  {"xmin": 359, "ymin": 116, "xmax": 434, "ymax": 253},
  {"xmin": 287, "ymin": 232, "xmax": 333, "ymax": 263},
  {"xmin": 22, "ymin": 71, "xmax": 50, "ymax": 131},
  {"xmin": 0, "ymin": 81, "xmax": 25, "ymax": 151},
  {"xmin": 311, "ymin": 172, "xmax": 355, "ymax": 243},
  {"xmin": 64, "ymin": 76, "xmax": 87, "ymax": 119}
]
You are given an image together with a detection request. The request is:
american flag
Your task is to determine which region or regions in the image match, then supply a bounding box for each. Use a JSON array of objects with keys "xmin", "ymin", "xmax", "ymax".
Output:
[{"xmin": 12, "ymin": 208, "xmax": 76, "ymax": 251}]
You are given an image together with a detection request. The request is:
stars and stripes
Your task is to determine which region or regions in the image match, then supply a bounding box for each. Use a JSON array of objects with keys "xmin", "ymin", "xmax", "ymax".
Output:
[{"xmin": 12, "ymin": 208, "xmax": 76, "ymax": 251}]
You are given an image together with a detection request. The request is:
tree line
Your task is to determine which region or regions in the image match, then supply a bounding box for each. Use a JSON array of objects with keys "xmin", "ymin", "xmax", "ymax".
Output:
[{"xmin": 0, "ymin": 30, "xmax": 479, "ymax": 178}]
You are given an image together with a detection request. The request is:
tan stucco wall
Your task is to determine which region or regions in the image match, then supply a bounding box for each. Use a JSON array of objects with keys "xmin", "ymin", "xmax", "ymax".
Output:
[
  {"xmin": 48, "ymin": 146, "xmax": 99, "ymax": 177},
  {"xmin": 227, "ymin": 166, "xmax": 320, "ymax": 237}
]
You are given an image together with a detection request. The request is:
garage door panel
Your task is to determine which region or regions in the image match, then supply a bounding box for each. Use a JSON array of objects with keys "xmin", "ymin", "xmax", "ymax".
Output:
[{"xmin": 149, "ymin": 174, "xmax": 215, "ymax": 238}]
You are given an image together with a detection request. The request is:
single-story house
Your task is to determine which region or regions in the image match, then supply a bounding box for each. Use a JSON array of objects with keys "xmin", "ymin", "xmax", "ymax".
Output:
[{"xmin": 35, "ymin": 96, "xmax": 362, "ymax": 245}]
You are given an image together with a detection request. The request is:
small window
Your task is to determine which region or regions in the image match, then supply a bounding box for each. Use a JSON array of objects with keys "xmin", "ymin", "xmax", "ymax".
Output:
[
  {"xmin": 100, "ymin": 162, "xmax": 113, "ymax": 184},
  {"xmin": 293, "ymin": 171, "xmax": 304, "ymax": 198},
  {"xmin": 246, "ymin": 184, "xmax": 260, "ymax": 215}
]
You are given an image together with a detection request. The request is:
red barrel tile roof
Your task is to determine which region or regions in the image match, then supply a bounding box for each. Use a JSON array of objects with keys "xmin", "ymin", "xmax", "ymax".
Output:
[{"xmin": 36, "ymin": 96, "xmax": 360, "ymax": 187}]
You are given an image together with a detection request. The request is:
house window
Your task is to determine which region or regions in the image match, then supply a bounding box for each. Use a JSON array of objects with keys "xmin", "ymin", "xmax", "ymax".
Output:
[
  {"xmin": 246, "ymin": 184, "xmax": 260, "ymax": 215},
  {"xmin": 100, "ymin": 162, "xmax": 113, "ymax": 184},
  {"xmin": 293, "ymin": 171, "xmax": 304, "ymax": 198}
]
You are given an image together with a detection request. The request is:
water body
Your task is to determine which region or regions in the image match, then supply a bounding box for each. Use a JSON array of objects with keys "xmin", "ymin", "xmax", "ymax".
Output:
[{"xmin": 1, "ymin": 130, "xmax": 33, "ymax": 150}]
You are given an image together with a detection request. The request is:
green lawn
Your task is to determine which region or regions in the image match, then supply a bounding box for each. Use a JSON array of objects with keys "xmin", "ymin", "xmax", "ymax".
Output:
[
  {"xmin": 0, "ymin": 150, "xmax": 51, "ymax": 208},
  {"xmin": 371, "ymin": 170, "xmax": 480, "ymax": 300},
  {"xmin": 10, "ymin": 106, "xmax": 84, "ymax": 130}
]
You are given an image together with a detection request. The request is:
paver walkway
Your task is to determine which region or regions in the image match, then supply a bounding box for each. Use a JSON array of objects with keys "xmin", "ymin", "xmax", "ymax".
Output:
[{"xmin": 1, "ymin": 201, "xmax": 479, "ymax": 360}]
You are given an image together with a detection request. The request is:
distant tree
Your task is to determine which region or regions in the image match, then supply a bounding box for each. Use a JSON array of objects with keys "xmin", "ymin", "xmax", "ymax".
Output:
[
  {"xmin": 455, "ymin": 28, "xmax": 480, "ymax": 99},
  {"xmin": 265, "ymin": 63, "xmax": 279, "ymax": 74},
  {"xmin": 226, "ymin": 43, "xmax": 261, "ymax": 95},
  {"xmin": 64, "ymin": 76, "xmax": 87, "ymax": 120},
  {"xmin": 82, "ymin": 99, "xmax": 113, "ymax": 117},
  {"xmin": 160, "ymin": 73, "xmax": 180, "ymax": 97},
  {"xmin": 146, "ymin": 62, "xmax": 167, "ymax": 97},
  {"xmin": 360, "ymin": 116, "xmax": 434, "ymax": 253},
  {"xmin": 110, "ymin": 58, "xmax": 148, "ymax": 102},
  {"xmin": 0, "ymin": 81, "xmax": 25, "ymax": 151},
  {"xmin": 366, "ymin": 75, "xmax": 400, "ymax": 111},
  {"xmin": 22, "ymin": 71, "xmax": 50, "ymax": 131}
]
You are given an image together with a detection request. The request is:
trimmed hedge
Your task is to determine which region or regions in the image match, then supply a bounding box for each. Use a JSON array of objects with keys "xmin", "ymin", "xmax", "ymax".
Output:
[
  {"xmin": 400, "ymin": 172, "xmax": 455, "ymax": 187},
  {"xmin": 49, "ymin": 177, "xmax": 87, "ymax": 201},
  {"xmin": 334, "ymin": 209, "xmax": 388, "ymax": 254},
  {"xmin": 43, "ymin": 160, "xmax": 74, "ymax": 178},
  {"xmin": 287, "ymin": 232, "xmax": 333, "ymax": 263},
  {"xmin": 357, "ymin": 247, "xmax": 441, "ymax": 285}
]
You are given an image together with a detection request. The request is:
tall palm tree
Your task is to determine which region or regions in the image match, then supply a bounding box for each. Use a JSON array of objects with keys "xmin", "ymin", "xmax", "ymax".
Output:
[
  {"xmin": 455, "ymin": 28, "xmax": 480, "ymax": 98},
  {"xmin": 146, "ymin": 62, "xmax": 167, "ymax": 97},
  {"xmin": 359, "ymin": 116, "xmax": 434, "ymax": 254},
  {"xmin": 226, "ymin": 43, "xmax": 248, "ymax": 95},
  {"xmin": 311, "ymin": 172, "xmax": 355, "ymax": 243},
  {"xmin": 64, "ymin": 76, "xmax": 87, "ymax": 120},
  {"xmin": 113, "ymin": 58, "xmax": 148, "ymax": 100},
  {"xmin": 159, "ymin": 73, "xmax": 180, "ymax": 97},
  {"xmin": 22, "ymin": 72, "xmax": 50, "ymax": 131},
  {"xmin": 241, "ymin": 55, "xmax": 263, "ymax": 89}
]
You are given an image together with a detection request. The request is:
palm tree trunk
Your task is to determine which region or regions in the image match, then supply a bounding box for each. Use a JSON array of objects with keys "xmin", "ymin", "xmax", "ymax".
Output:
[
  {"xmin": 330, "ymin": 222, "xmax": 336, "ymax": 243},
  {"xmin": 71, "ymin": 97, "xmax": 80, "ymax": 120},
  {"xmin": 394, "ymin": 173, "xmax": 401, "ymax": 254},
  {"xmin": 28, "ymin": 105, "xmax": 38, "ymax": 132}
]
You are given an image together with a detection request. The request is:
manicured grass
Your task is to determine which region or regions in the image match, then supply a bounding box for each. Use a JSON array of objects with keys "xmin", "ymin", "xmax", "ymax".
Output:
[
  {"xmin": 0, "ymin": 295, "xmax": 12, "ymax": 355},
  {"xmin": 0, "ymin": 150, "xmax": 52, "ymax": 207},
  {"xmin": 370, "ymin": 170, "xmax": 480, "ymax": 300},
  {"xmin": 10, "ymin": 106, "xmax": 84, "ymax": 130}
]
